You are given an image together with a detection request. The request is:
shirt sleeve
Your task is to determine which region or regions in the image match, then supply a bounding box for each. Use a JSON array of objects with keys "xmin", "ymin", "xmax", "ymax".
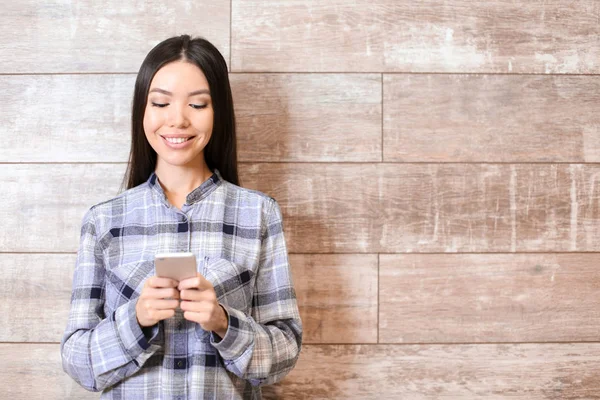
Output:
[
  {"xmin": 210, "ymin": 199, "xmax": 303, "ymax": 386},
  {"xmin": 60, "ymin": 206, "xmax": 163, "ymax": 392}
]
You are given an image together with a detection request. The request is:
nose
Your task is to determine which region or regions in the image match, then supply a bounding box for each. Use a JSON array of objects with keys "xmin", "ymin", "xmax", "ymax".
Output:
[{"xmin": 167, "ymin": 103, "xmax": 189, "ymax": 128}]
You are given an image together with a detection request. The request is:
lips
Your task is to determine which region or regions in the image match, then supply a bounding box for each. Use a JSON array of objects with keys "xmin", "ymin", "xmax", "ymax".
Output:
[
  {"xmin": 160, "ymin": 135, "xmax": 196, "ymax": 149},
  {"xmin": 160, "ymin": 135, "xmax": 195, "ymax": 141}
]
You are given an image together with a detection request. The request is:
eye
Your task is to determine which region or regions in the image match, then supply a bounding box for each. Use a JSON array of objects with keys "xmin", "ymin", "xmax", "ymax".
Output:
[
  {"xmin": 190, "ymin": 104, "xmax": 207, "ymax": 110},
  {"xmin": 151, "ymin": 102, "xmax": 168, "ymax": 108}
]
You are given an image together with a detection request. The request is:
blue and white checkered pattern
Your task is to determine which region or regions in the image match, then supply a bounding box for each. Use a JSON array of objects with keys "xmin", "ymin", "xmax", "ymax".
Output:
[{"xmin": 61, "ymin": 169, "xmax": 303, "ymax": 399}]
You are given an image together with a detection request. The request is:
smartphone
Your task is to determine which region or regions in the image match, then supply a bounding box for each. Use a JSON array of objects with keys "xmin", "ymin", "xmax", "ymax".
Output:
[{"xmin": 154, "ymin": 252, "xmax": 198, "ymax": 282}]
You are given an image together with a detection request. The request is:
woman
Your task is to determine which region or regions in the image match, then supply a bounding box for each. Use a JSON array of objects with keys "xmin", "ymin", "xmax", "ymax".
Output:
[{"xmin": 61, "ymin": 35, "xmax": 303, "ymax": 399}]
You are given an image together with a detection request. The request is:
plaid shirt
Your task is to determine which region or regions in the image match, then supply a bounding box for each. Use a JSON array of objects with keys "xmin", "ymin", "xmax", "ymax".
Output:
[{"xmin": 61, "ymin": 169, "xmax": 303, "ymax": 399}]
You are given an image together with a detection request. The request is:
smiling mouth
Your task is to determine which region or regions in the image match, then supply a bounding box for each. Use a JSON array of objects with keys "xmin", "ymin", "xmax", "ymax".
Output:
[{"xmin": 161, "ymin": 136, "xmax": 196, "ymax": 144}]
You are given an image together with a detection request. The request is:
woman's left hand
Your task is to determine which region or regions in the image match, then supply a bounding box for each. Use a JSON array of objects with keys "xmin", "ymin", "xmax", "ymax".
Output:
[{"xmin": 178, "ymin": 273, "xmax": 229, "ymax": 338}]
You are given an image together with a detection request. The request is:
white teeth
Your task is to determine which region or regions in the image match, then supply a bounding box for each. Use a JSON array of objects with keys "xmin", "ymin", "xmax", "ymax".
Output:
[{"xmin": 164, "ymin": 137, "xmax": 189, "ymax": 144}]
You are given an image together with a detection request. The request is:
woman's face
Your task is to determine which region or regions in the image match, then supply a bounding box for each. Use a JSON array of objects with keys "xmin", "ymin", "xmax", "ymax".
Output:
[{"xmin": 143, "ymin": 61, "xmax": 213, "ymax": 169}]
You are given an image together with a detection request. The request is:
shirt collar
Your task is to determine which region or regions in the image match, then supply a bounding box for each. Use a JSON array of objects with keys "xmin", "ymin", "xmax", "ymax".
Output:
[{"xmin": 147, "ymin": 169, "xmax": 222, "ymax": 206}]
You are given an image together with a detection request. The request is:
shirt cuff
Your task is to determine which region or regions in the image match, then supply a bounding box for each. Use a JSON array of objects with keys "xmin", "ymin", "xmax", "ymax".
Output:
[
  {"xmin": 209, "ymin": 304, "xmax": 254, "ymax": 360},
  {"xmin": 113, "ymin": 300, "xmax": 162, "ymax": 364}
]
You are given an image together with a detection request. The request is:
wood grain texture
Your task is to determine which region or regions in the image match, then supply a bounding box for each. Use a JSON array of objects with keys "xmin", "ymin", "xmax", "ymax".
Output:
[
  {"xmin": 5, "ymin": 163, "xmax": 600, "ymax": 253},
  {"xmin": 0, "ymin": 344, "xmax": 97, "ymax": 400},
  {"xmin": 0, "ymin": 164, "xmax": 126, "ymax": 252},
  {"xmin": 1, "ymin": 74, "xmax": 380, "ymax": 162},
  {"xmin": 232, "ymin": 0, "xmax": 600, "ymax": 73},
  {"xmin": 0, "ymin": 75, "xmax": 134, "ymax": 162},
  {"xmin": 263, "ymin": 344, "xmax": 600, "ymax": 399},
  {"xmin": 244, "ymin": 163, "xmax": 600, "ymax": 253},
  {"xmin": 0, "ymin": 253, "xmax": 376, "ymax": 344},
  {"xmin": 378, "ymin": 163, "xmax": 600, "ymax": 253},
  {"xmin": 384, "ymin": 74, "xmax": 600, "ymax": 162},
  {"xmin": 379, "ymin": 253, "xmax": 600, "ymax": 344},
  {"xmin": 4, "ymin": 343, "xmax": 599, "ymax": 399},
  {"xmin": 232, "ymin": 74, "xmax": 382, "ymax": 162},
  {"xmin": 0, "ymin": 0, "xmax": 230, "ymax": 73},
  {"xmin": 0, "ymin": 254, "xmax": 76, "ymax": 342},
  {"xmin": 289, "ymin": 254, "xmax": 378, "ymax": 344},
  {"xmin": 240, "ymin": 163, "xmax": 380, "ymax": 254}
]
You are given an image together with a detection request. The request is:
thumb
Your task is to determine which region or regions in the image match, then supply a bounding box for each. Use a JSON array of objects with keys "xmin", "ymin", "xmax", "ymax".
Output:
[{"xmin": 197, "ymin": 272, "xmax": 213, "ymax": 291}]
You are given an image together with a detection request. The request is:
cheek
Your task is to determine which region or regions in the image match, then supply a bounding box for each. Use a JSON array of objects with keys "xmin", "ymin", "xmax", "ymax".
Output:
[
  {"xmin": 199, "ymin": 109, "xmax": 214, "ymax": 132},
  {"xmin": 143, "ymin": 107, "xmax": 162, "ymax": 135}
]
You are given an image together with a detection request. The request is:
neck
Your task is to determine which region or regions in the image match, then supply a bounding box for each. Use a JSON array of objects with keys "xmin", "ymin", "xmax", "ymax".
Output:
[{"xmin": 154, "ymin": 160, "xmax": 213, "ymax": 198}]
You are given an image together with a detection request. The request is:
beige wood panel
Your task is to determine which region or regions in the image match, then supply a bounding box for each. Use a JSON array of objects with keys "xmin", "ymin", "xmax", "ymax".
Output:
[
  {"xmin": 232, "ymin": 0, "xmax": 600, "ymax": 73},
  {"xmin": 5, "ymin": 343, "xmax": 599, "ymax": 399},
  {"xmin": 0, "ymin": 75, "xmax": 134, "ymax": 162},
  {"xmin": 3, "ymin": 163, "xmax": 378, "ymax": 253},
  {"xmin": 240, "ymin": 163, "xmax": 380, "ymax": 254},
  {"xmin": 6, "ymin": 163, "xmax": 600, "ymax": 253},
  {"xmin": 384, "ymin": 74, "xmax": 600, "ymax": 162},
  {"xmin": 232, "ymin": 74, "xmax": 382, "ymax": 162},
  {"xmin": 379, "ymin": 253, "xmax": 600, "ymax": 344},
  {"xmin": 1, "ymin": 163, "xmax": 376, "ymax": 252},
  {"xmin": 0, "ymin": 344, "xmax": 97, "ymax": 399},
  {"xmin": 0, "ymin": 253, "xmax": 376, "ymax": 344},
  {"xmin": 0, "ymin": 254, "xmax": 76, "ymax": 342},
  {"xmin": 1, "ymin": 74, "xmax": 380, "ymax": 162},
  {"xmin": 289, "ymin": 254, "xmax": 378, "ymax": 344},
  {"xmin": 378, "ymin": 163, "xmax": 600, "ymax": 253},
  {"xmin": 262, "ymin": 344, "xmax": 600, "ymax": 399},
  {"xmin": 0, "ymin": 0, "xmax": 230, "ymax": 73},
  {"xmin": 0, "ymin": 164, "xmax": 126, "ymax": 252}
]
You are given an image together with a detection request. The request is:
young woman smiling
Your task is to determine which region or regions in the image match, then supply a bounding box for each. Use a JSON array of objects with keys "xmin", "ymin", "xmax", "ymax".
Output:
[{"xmin": 61, "ymin": 35, "xmax": 303, "ymax": 399}]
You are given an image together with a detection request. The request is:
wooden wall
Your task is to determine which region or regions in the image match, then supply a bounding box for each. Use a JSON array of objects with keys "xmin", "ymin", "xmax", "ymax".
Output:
[{"xmin": 1, "ymin": 1, "xmax": 599, "ymax": 398}]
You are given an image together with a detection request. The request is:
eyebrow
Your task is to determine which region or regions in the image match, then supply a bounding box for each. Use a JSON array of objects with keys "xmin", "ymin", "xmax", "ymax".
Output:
[{"xmin": 149, "ymin": 88, "xmax": 210, "ymax": 96}]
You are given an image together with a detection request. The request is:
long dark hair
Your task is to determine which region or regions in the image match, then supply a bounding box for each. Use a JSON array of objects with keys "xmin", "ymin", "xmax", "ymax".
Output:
[{"xmin": 121, "ymin": 35, "xmax": 239, "ymax": 191}]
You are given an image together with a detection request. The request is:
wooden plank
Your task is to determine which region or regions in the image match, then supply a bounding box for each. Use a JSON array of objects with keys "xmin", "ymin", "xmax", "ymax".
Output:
[
  {"xmin": 0, "ymin": 254, "xmax": 377, "ymax": 344},
  {"xmin": 4, "ymin": 343, "xmax": 599, "ymax": 399},
  {"xmin": 1, "ymin": 74, "xmax": 380, "ymax": 162},
  {"xmin": 1, "ymin": 163, "xmax": 380, "ymax": 253},
  {"xmin": 232, "ymin": 0, "xmax": 600, "ymax": 73},
  {"xmin": 0, "ymin": 75, "xmax": 134, "ymax": 162},
  {"xmin": 0, "ymin": 164, "xmax": 126, "ymax": 252},
  {"xmin": 384, "ymin": 74, "xmax": 600, "ymax": 162},
  {"xmin": 1, "ymin": 164, "xmax": 377, "ymax": 252},
  {"xmin": 263, "ymin": 344, "xmax": 600, "ymax": 399},
  {"xmin": 289, "ymin": 254, "xmax": 378, "ymax": 344},
  {"xmin": 1, "ymin": 1, "xmax": 230, "ymax": 73},
  {"xmin": 0, "ymin": 344, "xmax": 98, "ymax": 399},
  {"xmin": 241, "ymin": 163, "xmax": 379, "ymax": 253},
  {"xmin": 0, "ymin": 254, "xmax": 76, "ymax": 342},
  {"xmin": 4, "ymin": 163, "xmax": 600, "ymax": 253},
  {"xmin": 232, "ymin": 74, "xmax": 382, "ymax": 162},
  {"xmin": 377, "ymin": 163, "xmax": 600, "ymax": 253},
  {"xmin": 380, "ymin": 254, "xmax": 600, "ymax": 344}
]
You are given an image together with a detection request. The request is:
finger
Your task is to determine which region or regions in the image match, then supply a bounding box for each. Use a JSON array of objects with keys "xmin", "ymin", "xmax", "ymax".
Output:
[
  {"xmin": 180, "ymin": 300, "xmax": 214, "ymax": 314},
  {"xmin": 197, "ymin": 274, "xmax": 213, "ymax": 290},
  {"xmin": 182, "ymin": 311, "xmax": 205, "ymax": 325},
  {"xmin": 147, "ymin": 276, "xmax": 179, "ymax": 289},
  {"xmin": 146, "ymin": 287, "xmax": 180, "ymax": 300},
  {"xmin": 177, "ymin": 275, "xmax": 200, "ymax": 291},
  {"xmin": 179, "ymin": 300, "xmax": 199, "ymax": 313},
  {"xmin": 180, "ymin": 288, "xmax": 215, "ymax": 302},
  {"xmin": 150, "ymin": 299, "xmax": 180, "ymax": 310},
  {"xmin": 152, "ymin": 309, "xmax": 176, "ymax": 321},
  {"xmin": 178, "ymin": 273, "xmax": 211, "ymax": 291}
]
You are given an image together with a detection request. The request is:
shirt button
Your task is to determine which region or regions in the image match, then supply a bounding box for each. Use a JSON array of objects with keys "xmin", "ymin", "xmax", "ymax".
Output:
[{"xmin": 177, "ymin": 361, "xmax": 183, "ymax": 367}]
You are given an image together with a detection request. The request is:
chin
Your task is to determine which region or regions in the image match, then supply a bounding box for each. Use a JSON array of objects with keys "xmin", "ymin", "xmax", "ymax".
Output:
[
  {"xmin": 163, "ymin": 158, "xmax": 197, "ymax": 167},
  {"xmin": 158, "ymin": 152, "xmax": 204, "ymax": 167}
]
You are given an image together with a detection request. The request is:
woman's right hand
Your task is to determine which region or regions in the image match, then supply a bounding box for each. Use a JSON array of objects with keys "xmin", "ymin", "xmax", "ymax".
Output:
[{"xmin": 135, "ymin": 276, "xmax": 180, "ymax": 327}]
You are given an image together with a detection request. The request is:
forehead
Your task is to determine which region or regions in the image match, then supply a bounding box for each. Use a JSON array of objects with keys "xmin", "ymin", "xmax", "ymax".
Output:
[{"xmin": 149, "ymin": 61, "xmax": 209, "ymax": 91}]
